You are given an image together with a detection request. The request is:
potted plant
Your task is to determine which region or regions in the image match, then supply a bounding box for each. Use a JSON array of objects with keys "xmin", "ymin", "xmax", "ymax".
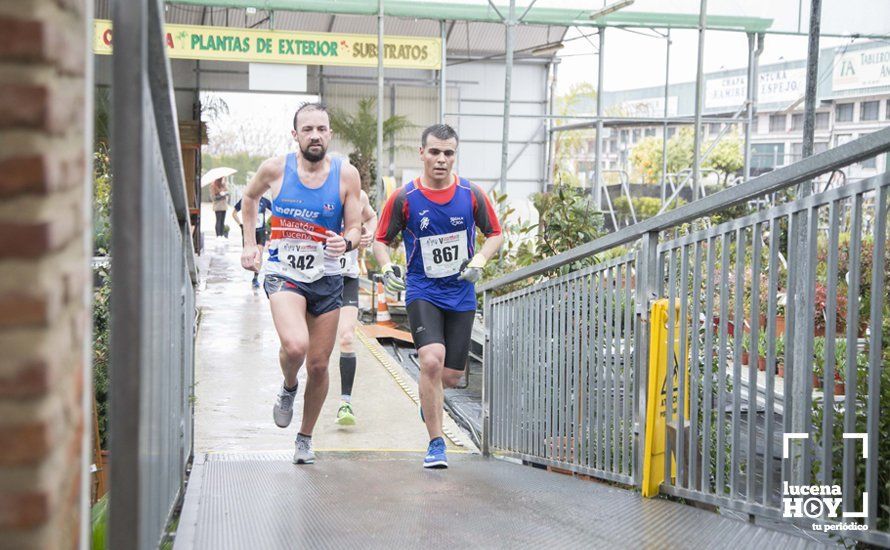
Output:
[
  {"xmin": 775, "ymin": 293, "xmax": 787, "ymax": 335},
  {"xmin": 813, "ymin": 283, "xmax": 848, "ymax": 337},
  {"xmin": 833, "ymin": 338, "xmax": 847, "ymax": 396},
  {"xmin": 756, "ymin": 331, "xmax": 768, "ymax": 372},
  {"xmin": 812, "ymin": 336, "xmax": 825, "ymax": 389},
  {"xmin": 775, "ymin": 334, "xmax": 785, "ymax": 377}
]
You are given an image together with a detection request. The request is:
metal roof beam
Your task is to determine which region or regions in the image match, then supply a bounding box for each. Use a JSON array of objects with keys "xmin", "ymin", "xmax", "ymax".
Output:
[{"xmin": 166, "ymin": 1, "xmax": 774, "ymax": 31}]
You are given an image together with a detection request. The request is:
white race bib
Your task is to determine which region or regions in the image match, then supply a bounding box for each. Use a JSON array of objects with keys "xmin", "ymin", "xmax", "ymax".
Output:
[
  {"xmin": 277, "ymin": 239, "xmax": 325, "ymax": 282},
  {"xmin": 419, "ymin": 230, "xmax": 468, "ymax": 278},
  {"xmin": 339, "ymin": 248, "xmax": 360, "ymax": 278}
]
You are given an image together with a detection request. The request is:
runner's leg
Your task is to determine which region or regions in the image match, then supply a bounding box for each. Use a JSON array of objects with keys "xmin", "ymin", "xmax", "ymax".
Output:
[
  {"xmin": 441, "ymin": 308, "xmax": 475, "ymax": 388},
  {"xmin": 418, "ymin": 342, "xmax": 446, "ymax": 441},
  {"xmin": 337, "ymin": 305, "xmax": 359, "ymax": 399},
  {"xmin": 269, "ymin": 291, "xmax": 310, "ymax": 388},
  {"xmin": 300, "ymin": 307, "xmax": 340, "ymax": 435},
  {"xmin": 408, "ymin": 300, "xmax": 447, "ymax": 441}
]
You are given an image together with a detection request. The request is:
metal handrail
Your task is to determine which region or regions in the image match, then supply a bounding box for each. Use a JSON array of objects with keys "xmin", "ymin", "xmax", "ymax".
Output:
[
  {"xmin": 479, "ymin": 125, "xmax": 890, "ymax": 292},
  {"xmin": 147, "ymin": 6, "xmax": 197, "ymax": 283}
]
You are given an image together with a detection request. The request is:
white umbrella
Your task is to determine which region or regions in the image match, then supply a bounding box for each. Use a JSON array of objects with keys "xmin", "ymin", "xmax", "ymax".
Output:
[{"xmin": 201, "ymin": 166, "xmax": 237, "ymax": 187}]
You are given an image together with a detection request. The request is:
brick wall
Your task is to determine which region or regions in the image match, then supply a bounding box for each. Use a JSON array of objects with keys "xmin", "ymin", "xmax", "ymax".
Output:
[{"xmin": 0, "ymin": 0, "xmax": 89, "ymax": 548}]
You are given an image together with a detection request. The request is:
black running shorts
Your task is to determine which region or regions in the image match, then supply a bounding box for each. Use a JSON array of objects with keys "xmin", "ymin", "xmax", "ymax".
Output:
[
  {"xmin": 341, "ymin": 276, "xmax": 359, "ymax": 308},
  {"xmin": 264, "ymin": 274, "xmax": 343, "ymax": 317},
  {"xmin": 406, "ymin": 299, "xmax": 475, "ymax": 372}
]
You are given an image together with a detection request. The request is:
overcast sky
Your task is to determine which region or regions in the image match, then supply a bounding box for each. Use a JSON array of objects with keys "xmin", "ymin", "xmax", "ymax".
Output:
[{"xmin": 556, "ymin": 26, "xmax": 851, "ymax": 94}]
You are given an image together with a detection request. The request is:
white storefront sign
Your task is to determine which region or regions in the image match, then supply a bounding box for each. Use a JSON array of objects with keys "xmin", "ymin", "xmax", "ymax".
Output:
[
  {"xmin": 833, "ymin": 45, "xmax": 890, "ymax": 92},
  {"xmin": 705, "ymin": 68, "xmax": 805, "ymax": 109}
]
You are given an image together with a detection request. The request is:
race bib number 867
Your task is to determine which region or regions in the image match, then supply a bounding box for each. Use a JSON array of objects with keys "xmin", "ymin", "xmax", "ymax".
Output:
[{"xmin": 419, "ymin": 230, "xmax": 468, "ymax": 278}]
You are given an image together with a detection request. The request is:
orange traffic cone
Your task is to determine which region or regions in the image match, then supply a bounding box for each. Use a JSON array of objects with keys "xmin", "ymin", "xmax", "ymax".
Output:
[{"xmin": 376, "ymin": 279, "xmax": 395, "ymax": 327}]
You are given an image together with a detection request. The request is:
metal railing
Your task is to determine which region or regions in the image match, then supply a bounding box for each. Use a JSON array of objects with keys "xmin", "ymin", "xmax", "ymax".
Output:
[
  {"xmin": 480, "ymin": 126, "xmax": 890, "ymax": 545},
  {"xmin": 488, "ymin": 254, "xmax": 638, "ymax": 484},
  {"xmin": 109, "ymin": 1, "xmax": 198, "ymax": 548}
]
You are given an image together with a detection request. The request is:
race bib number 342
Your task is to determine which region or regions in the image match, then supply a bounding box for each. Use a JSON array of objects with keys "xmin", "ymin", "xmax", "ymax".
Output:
[
  {"xmin": 278, "ymin": 240, "xmax": 324, "ymax": 282},
  {"xmin": 419, "ymin": 230, "xmax": 468, "ymax": 278}
]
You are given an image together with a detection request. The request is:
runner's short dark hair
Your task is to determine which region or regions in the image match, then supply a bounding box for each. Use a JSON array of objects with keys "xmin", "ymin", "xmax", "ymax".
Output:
[
  {"xmin": 293, "ymin": 102, "xmax": 329, "ymax": 130},
  {"xmin": 421, "ymin": 124, "xmax": 459, "ymax": 147}
]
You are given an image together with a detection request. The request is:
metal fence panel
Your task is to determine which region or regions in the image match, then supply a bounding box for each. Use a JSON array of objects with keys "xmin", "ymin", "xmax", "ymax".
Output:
[
  {"xmin": 110, "ymin": 1, "xmax": 197, "ymax": 548},
  {"xmin": 484, "ymin": 130, "xmax": 890, "ymax": 545},
  {"xmin": 655, "ymin": 172, "xmax": 890, "ymax": 545},
  {"xmin": 488, "ymin": 256, "xmax": 638, "ymax": 484}
]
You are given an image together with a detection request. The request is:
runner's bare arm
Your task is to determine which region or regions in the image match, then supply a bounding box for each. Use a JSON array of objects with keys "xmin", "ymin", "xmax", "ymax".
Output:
[
  {"xmin": 241, "ymin": 157, "xmax": 283, "ymax": 271},
  {"xmin": 372, "ymin": 188, "xmax": 400, "ymax": 267},
  {"xmin": 477, "ymin": 233, "xmax": 505, "ymax": 262},
  {"xmin": 360, "ymin": 190, "xmax": 378, "ymax": 248},
  {"xmin": 339, "ymin": 163, "xmax": 362, "ymax": 251},
  {"xmin": 231, "ymin": 208, "xmax": 242, "ymax": 226}
]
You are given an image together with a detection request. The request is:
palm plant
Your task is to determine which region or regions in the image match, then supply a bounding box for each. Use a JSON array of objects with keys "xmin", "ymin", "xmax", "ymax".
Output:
[{"xmin": 329, "ymin": 97, "xmax": 412, "ymax": 198}]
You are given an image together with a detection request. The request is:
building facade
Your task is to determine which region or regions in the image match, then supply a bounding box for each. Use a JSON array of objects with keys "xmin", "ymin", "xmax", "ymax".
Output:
[{"xmin": 589, "ymin": 40, "xmax": 890, "ymax": 183}]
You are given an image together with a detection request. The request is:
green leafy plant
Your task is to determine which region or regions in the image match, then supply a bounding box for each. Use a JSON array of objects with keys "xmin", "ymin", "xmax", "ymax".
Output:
[
  {"xmin": 702, "ymin": 134, "xmax": 744, "ymax": 184},
  {"xmin": 92, "ymin": 268, "xmax": 110, "ymax": 449},
  {"xmin": 329, "ymin": 97, "xmax": 413, "ymax": 200},
  {"xmin": 91, "ymin": 495, "xmax": 108, "ymax": 549},
  {"xmin": 531, "ymin": 180, "xmax": 605, "ymax": 273},
  {"xmin": 93, "ymin": 148, "xmax": 112, "ymax": 255}
]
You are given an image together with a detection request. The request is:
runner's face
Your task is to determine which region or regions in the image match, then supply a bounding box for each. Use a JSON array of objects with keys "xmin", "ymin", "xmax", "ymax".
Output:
[
  {"xmin": 420, "ymin": 136, "xmax": 457, "ymax": 185},
  {"xmin": 292, "ymin": 109, "xmax": 332, "ymax": 162}
]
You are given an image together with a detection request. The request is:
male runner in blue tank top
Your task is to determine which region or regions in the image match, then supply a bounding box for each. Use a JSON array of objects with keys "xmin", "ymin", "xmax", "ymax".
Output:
[
  {"xmin": 374, "ymin": 124, "xmax": 504, "ymax": 468},
  {"xmin": 239, "ymin": 102, "xmax": 362, "ymax": 465}
]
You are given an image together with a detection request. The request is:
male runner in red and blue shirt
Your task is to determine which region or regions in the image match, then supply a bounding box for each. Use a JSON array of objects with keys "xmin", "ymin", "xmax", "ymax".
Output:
[{"xmin": 373, "ymin": 124, "xmax": 503, "ymax": 468}]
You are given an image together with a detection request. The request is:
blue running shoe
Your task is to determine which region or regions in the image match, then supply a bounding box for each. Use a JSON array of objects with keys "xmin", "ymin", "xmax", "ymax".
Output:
[{"xmin": 423, "ymin": 437, "xmax": 448, "ymax": 469}]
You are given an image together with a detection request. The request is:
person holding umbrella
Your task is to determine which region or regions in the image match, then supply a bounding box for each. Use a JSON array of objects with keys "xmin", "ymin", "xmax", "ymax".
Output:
[{"xmin": 202, "ymin": 167, "xmax": 238, "ymax": 239}]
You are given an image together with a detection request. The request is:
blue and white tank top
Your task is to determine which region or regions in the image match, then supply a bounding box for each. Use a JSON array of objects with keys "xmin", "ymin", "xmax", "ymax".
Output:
[{"xmin": 264, "ymin": 154, "xmax": 344, "ymax": 282}]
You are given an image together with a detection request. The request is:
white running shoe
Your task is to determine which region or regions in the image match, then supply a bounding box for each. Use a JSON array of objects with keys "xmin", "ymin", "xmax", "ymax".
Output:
[
  {"xmin": 293, "ymin": 435, "xmax": 315, "ymax": 464},
  {"xmin": 273, "ymin": 383, "xmax": 297, "ymax": 428}
]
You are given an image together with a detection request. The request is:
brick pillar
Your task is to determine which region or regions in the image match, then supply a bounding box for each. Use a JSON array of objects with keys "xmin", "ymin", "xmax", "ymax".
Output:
[{"xmin": 0, "ymin": 1, "xmax": 90, "ymax": 548}]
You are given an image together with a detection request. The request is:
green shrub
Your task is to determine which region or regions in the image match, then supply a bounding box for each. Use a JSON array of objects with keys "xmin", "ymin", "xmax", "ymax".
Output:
[{"xmin": 91, "ymin": 495, "xmax": 108, "ymax": 549}]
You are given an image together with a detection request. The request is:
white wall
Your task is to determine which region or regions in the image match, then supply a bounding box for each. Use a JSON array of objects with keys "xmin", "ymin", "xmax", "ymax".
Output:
[{"xmin": 447, "ymin": 60, "xmax": 549, "ymax": 222}]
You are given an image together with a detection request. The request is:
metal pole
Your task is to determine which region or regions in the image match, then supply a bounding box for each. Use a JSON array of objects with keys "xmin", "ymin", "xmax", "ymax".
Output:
[
  {"xmin": 499, "ymin": 0, "xmax": 516, "ymax": 194},
  {"xmin": 743, "ymin": 33, "xmax": 755, "ymax": 182},
  {"xmin": 439, "ymin": 19, "xmax": 447, "ymax": 124},
  {"xmin": 790, "ymin": 0, "xmax": 823, "ymax": 485},
  {"xmin": 389, "ymin": 84, "xmax": 396, "ymax": 176},
  {"xmin": 692, "ymin": 0, "xmax": 708, "ymax": 201},
  {"xmin": 545, "ymin": 61, "xmax": 558, "ymax": 190},
  {"xmin": 110, "ymin": 0, "xmax": 146, "ymax": 547},
  {"xmin": 661, "ymin": 29, "xmax": 670, "ymax": 204},
  {"xmin": 498, "ymin": 0, "xmax": 516, "ymax": 193},
  {"xmin": 800, "ymin": 0, "xmax": 822, "ymax": 197},
  {"xmin": 544, "ymin": 61, "xmax": 555, "ymax": 192},
  {"xmin": 743, "ymin": 34, "xmax": 764, "ymax": 185},
  {"xmin": 376, "ymin": 0, "xmax": 385, "ymax": 205},
  {"xmin": 594, "ymin": 26, "xmax": 605, "ymax": 208}
]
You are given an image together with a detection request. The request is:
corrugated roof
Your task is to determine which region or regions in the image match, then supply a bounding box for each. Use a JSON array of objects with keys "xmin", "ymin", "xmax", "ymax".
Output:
[{"xmin": 96, "ymin": 1, "xmax": 570, "ymax": 57}]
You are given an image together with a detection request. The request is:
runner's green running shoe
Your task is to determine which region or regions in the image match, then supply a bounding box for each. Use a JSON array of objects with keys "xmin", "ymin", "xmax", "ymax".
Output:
[{"xmin": 336, "ymin": 402, "xmax": 356, "ymax": 425}]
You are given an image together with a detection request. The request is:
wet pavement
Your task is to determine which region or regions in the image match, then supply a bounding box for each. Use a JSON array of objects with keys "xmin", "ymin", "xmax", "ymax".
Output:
[{"xmin": 193, "ymin": 208, "xmax": 467, "ymax": 454}]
